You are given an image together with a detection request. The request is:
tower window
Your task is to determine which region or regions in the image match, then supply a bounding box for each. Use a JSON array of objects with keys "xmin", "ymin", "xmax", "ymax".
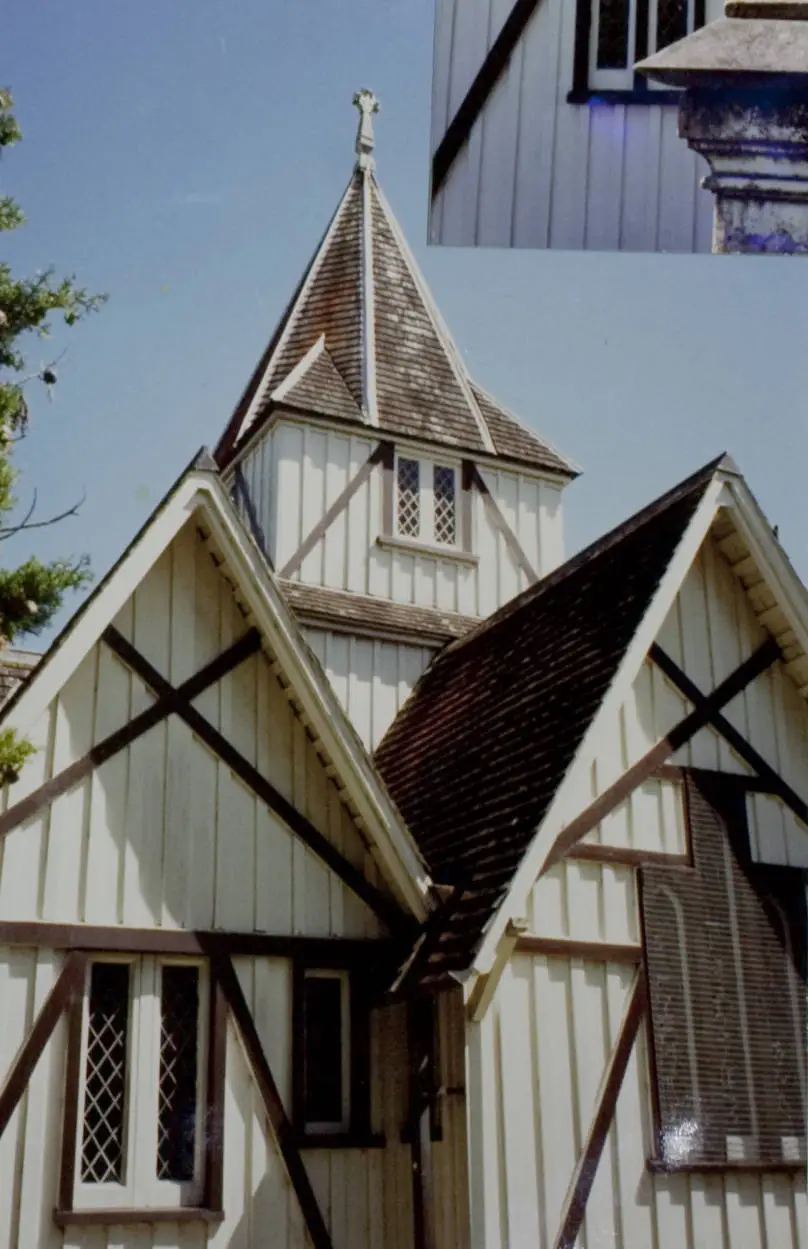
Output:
[
  {"xmin": 434, "ymin": 465, "xmax": 457, "ymax": 545},
  {"xmin": 393, "ymin": 454, "xmax": 459, "ymax": 549},
  {"xmin": 397, "ymin": 457, "xmax": 421, "ymax": 538}
]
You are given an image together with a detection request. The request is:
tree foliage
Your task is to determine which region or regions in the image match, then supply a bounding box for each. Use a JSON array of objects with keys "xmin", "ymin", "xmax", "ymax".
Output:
[{"xmin": 0, "ymin": 88, "xmax": 104, "ymax": 782}]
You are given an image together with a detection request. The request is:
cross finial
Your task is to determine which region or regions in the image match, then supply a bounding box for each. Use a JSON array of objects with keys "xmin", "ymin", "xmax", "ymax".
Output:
[{"xmin": 353, "ymin": 89, "xmax": 379, "ymax": 170}]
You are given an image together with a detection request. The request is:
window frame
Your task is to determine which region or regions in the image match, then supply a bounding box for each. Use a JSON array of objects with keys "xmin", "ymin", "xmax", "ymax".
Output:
[
  {"xmin": 291, "ymin": 960, "xmax": 378, "ymax": 1148},
  {"xmin": 393, "ymin": 452, "xmax": 461, "ymax": 550},
  {"xmin": 569, "ymin": 0, "xmax": 705, "ymax": 103},
  {"xmin": 639, "ymin": 771, "xmax": 807, "ymax": 1174},
  {"xmin": 58, "ymin": 954, "xmax": 224, "ymax": 1223}
]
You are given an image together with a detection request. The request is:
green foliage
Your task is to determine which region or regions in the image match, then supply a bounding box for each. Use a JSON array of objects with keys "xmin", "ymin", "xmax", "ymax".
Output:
[
  {"xmin": 0, "ymin": 87, "xmax": 103, "ymax": 784},
  {"xmin": 0, "ymin": 727, "xmax": 36, "ymax": 785},
  {"xmin": 0, "ymin": 555, "xmax": 91, "ymax": 643}
]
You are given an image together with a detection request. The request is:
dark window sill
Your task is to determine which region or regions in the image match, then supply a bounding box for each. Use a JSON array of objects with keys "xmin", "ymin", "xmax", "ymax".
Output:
[
  {"xmin": 647, "ymin": 1158, "xmax": 805, "ymax": 1176},
  {"xmin": 567, "ymin": 88, "xmax": 684, "ymax": 106},
  {"xmin": 55, "ymin": 1208, "xmax": 224, "ymax": 1227},
  {"xmin": 296, "ymin": 1131, "xmax": 386, "ymax": 1150}
]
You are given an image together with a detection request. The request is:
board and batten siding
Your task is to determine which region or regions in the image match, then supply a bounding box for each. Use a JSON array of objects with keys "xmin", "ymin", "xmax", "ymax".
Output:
[
  {"xmin": 563, "ymin": 531, "xmax": 808, "ymax": 870},
  {"xmin": 0, "ymin": 515, "xmax": 474, "ymax": 1249},
  {"xmin": 0, "ymin": 947, "xmax": 419, "ymax": 1249},
  {"xmin": 234, "ymin": 417, "xmax": 565, "ymax": 619},
  {"xmin": 430, "ymin": 0, "xmax": 724, "ymax": 252},
  {"xmin": 304, "ymin": 630, "xmax": 435, "ymax": 751},
  {"xmin": 0, "ymin": 520, "xmax": 390, "ymax": 937},
  {"xmin": 463, "ymin": 528, "xmax": 808, "ymax": 1249}
]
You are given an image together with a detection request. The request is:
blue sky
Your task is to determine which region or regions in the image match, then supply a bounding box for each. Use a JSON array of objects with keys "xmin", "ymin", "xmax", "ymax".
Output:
[{"xmin": 5, "ymin": 0, "xmax": 808, "ymax": 644}]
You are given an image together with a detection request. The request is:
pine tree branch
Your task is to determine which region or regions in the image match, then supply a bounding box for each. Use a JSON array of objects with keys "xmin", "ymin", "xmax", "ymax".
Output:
[{"xmin": 0, "ymin": 488, "xmax": 86, "ymax": 540}]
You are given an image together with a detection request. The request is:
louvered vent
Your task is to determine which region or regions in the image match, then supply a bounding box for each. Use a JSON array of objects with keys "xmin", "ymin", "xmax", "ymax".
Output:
[{"xmin": 641, "ymin": 772, "xmax": 806, "ymax": 1167}]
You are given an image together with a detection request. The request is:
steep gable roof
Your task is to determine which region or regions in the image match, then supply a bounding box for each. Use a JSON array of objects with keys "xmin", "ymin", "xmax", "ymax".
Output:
[
  {"xmin": 215, "ymin": 134, "xmax": 576, "ymax": 477},
  {"xmin": 374, "ymin": 457, "xmax": 728, "ymax": 985},
  {"xmin": 2, "ymin": 450, "xmax": 431, "ymax": 923}
]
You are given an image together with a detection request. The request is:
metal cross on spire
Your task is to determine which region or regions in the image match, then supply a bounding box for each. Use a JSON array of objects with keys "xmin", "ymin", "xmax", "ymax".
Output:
[{"xmin": 353, "ymin": 89, "xmax": 379, "ymax": 170}]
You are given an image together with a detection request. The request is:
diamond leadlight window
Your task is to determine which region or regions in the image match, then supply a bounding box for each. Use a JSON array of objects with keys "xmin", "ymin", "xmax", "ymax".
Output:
[
  {"xmin": 157, "ymin": 966, "xmax": 200, "ymax": 1182},
  {"xmin": 397, "ymin": 457, "xmax": 420, "ymax": 538},
  {"xmin": 81, "ymin": 962, "xmax": 131, "ymax": 1184},
  {"xmin": 433, "ymin": 465, "xmax": 457, "ymax": 546}
]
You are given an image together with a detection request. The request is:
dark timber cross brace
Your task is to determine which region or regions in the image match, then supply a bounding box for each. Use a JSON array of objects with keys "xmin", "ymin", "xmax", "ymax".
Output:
[
  {"xmin": 102, "ymin": 625, "xmax": 408, "ymax": 936},
  {"xmin": 431, "ymin": 0, "xmax": 544, "ymax": 198},
  {"xmin": 0, "ymin": 628, "xmax": 262, "ymax": 841},
  {"xmin": 0, "ymin": 951, "xmax": 87, "ymax": 1142},
  {"xmin": 552, "ymin": 970, "xmax": 648, "ymax": 1249},
  {"xmin": 543, "ymin": 637, "xmax": 781, "ymax": 873},
  {"xmin": 208, "ymin": 949, "xmax": 336, "ymax": 1249},
  {"xmin": 649, "ymin": 642, "xmax": 808, "ymax": 828}
]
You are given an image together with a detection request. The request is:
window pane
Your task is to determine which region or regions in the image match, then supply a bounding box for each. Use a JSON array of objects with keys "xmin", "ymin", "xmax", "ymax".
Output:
[
  {"xmin": 434, "ymin": 466, "xmax": 457, "ymax": 546},
  {"xmin": 655, "ymin": 0, "xmax": 688, "ymax": 50},
  {"xmin": 81, "ymin": 963, "xmax": 130, "ymax": 1184},
  {"xmin": 157, "ymin": 966, "xmax": 200, "ymax": 1182},
  {"xmin": 397, "ymin": 458, "xmax": 420, "ymax": 538},
  {"xmin": 596, "ymin": 0, "xmax": 631, "ymax": 69},
  {"xmin": 303, "ymin": 975, "xmax": 344, "ymax": 1125}
]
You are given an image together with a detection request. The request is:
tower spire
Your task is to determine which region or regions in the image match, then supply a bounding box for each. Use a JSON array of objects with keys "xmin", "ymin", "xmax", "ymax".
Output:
[{"xmin": 353, "ymin": 89, "xmax": 379, "ymax": 171}]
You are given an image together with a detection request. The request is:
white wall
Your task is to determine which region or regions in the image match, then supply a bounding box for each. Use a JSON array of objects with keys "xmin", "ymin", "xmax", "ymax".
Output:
[
  {"xmin": 304, "ymin": 629, "xmax": 435, "ymax": 751},
  {"xmin": 235, "ymin": 417, "xmax": 566, "ymax": 619},
  {"xmin": 0, "ymin": 521, "xmax": 388, "ymax": 938},
  {"xmin": 430, "ymin": 0, "xmax": 724, "ymax": 252}
]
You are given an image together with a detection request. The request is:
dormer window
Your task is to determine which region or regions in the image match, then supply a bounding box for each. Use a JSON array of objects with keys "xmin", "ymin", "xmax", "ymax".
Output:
[{"xmin": 395, "ymin": 454, "xmax": 457, "ymax": 548}]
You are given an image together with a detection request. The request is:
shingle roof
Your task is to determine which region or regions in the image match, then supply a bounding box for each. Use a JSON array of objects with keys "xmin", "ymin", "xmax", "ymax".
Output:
[
  {"xmin": 0, "ymin": 648, "xmax": 40, "ymax": 707},
  {"xmin": 470, "ymin": 384, "xmax": 577, "ymax": 476},
  {"xmin": 280, "ymin": 579, "xmax": 476, "ymax": 646},
  {"xmin": 278, "ymin": 344, "xmax": 364, "ymax": 425},
  {"xmin": 216, "ymin": 162, "xmax": 577, "ymax": 477},
  {"xmin": 374, "ymin": 458, "xmax": 723, "ymax": 986}
]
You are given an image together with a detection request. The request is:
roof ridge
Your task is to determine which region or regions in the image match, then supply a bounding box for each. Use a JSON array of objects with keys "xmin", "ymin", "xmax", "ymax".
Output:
[
  {"xmin": 370, "ymin": 176, "xmax": 496, "ymax": 455},
  {"xmin": 216, "ymin": 170, "xmax": 362, "ymax": 463},
  {"xmin": 442, "ymin": 452, "xmax": 728, "ymax": 659}
]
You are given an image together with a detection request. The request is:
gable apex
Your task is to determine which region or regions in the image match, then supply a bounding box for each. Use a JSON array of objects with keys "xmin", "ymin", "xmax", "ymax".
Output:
[{"xmin": 2, "ymin": 458, "xmax": 431, "ymax": 922}]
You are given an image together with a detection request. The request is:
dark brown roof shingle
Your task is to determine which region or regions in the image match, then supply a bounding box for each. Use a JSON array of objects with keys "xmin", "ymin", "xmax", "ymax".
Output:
[
  {"xmin": 375, "ymin": 458, "xmax": 723, "ymax": 984},
  {"xmin": 280, "ymin": 579, "xmax": 476, "ymax": 646}
]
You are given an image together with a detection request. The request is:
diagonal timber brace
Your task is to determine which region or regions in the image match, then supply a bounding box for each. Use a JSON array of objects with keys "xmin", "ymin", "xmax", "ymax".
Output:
[
  {"xmin": 0, "ymin": 951, "xmax": 87, "ymax": 1141},
  {"xmin": 552, "ymin": 970, "xmax": 647, "ymax": 1249},
  {"xmin": 207, "ymin": 949, "xmax": 336, "ymax": 1249},
  {"xmin": 279, "ymin": 441, "xmax": 392, "ymax": 579},
  {"xmin": 542, "ymin": 637, "xmax": 780, "ymax": 874},
  {"xmin": 470, "ymin": 466, "xmax": 537, "ymax": 584},
  {"xmin": 649, "ymin": 642, "xmax": 808, "ymax": 828},
  {"xmin": 102, "ymin": 626, "xmax": 408, "ymax": 936},
  {"xmin": 431, "ymin": 0, "xmax": 544, "ymax": 198},
  {"xmin": 0, "ymin": 628, "xmax": 262, "ymax": 841}
]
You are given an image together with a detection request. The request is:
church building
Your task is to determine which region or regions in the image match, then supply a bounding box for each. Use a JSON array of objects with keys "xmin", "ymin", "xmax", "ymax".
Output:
[{"xmin": 0, "ymin": 93, "xmax": 804, "ymax": 1249}]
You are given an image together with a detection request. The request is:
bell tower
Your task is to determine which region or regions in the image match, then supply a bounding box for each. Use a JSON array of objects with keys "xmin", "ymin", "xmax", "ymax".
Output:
[{"xmin": 216, "ymin": 95, "xmax": 578, "ymax": 746}]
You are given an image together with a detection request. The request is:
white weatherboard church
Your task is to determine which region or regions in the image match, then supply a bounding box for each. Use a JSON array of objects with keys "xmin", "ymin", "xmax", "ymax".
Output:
[{"xmin": 0, "ymin": 94, "xmax": 805, "ymax": 1249}]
